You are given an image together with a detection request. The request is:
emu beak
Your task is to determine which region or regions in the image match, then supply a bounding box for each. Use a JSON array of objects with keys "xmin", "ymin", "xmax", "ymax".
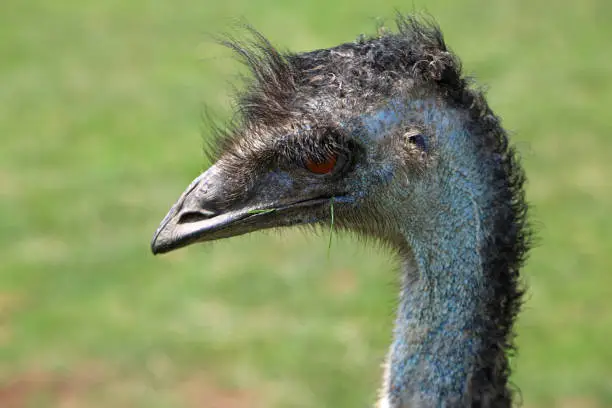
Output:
[
  {"xmin": 151, "ymin": 164, "xmax": 257, "ymax": 255},
  {"xmin": 151, "ymin": 165, "xmax": 341, "ymax": 255},
  {"xmin": 151, "ymin": 165, "xmax": 228, "ymax": 254}
]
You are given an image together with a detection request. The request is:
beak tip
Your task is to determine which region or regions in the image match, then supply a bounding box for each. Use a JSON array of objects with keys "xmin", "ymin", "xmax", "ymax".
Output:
[
  {"xmin": 150, "ymin": 226, "xmax": 171, "ymax": 255},
  {"xmin": 150, "ymin": 236, "xmax": 162, "ymax": 255},
  {"xmin": 151, "ymin": 209, "xmax": 178, "ymax": 256}
]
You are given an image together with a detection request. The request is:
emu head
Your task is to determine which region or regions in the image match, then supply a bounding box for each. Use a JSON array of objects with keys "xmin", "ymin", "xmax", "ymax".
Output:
[{"xmin": 151, "ymin": 17, "xmax": 478, "ymax": 254}]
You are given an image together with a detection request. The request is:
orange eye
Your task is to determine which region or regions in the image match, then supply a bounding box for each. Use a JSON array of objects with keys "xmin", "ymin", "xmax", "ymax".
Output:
[{"xmin": 305, "ymin": 154, "xmax": 337, "ymax": 174}]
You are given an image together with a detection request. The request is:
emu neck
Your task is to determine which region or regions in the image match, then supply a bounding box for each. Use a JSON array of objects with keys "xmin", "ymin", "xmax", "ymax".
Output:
[
  {"xmin": 384, "ymin": 102, "xmax": 512, "ymax": 407},
  {"xmin": 389, "ymin": 211, "xmax": 492, "ymax": 406}
]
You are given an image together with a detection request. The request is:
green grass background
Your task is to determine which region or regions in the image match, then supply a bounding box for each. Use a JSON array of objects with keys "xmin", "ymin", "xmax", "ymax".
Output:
[{"xmin": 1, "ymin": 0, "xmax": 611, "ymax": 406}]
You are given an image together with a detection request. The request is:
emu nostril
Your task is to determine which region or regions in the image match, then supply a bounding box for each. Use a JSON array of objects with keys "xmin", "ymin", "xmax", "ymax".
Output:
[{"xmin": 178, "ymin": 209, "xmax": 217, "ymax": 224}]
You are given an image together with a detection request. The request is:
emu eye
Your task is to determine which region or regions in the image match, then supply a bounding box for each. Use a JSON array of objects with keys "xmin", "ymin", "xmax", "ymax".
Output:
[{"xmin": 305, "ymin": 154, "xmax": 338, "ymax": 174}]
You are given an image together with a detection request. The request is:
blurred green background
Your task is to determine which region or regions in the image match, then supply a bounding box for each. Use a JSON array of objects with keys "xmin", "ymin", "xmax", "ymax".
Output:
[{"xmin": 1, "ymin": 0, "xmax": 611, "ymax": 407}]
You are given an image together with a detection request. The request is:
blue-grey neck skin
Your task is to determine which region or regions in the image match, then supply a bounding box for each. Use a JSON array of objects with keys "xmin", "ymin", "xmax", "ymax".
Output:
[{"xmin": 359, "ymin": 98, "xmax": 505, "ymax": 407}]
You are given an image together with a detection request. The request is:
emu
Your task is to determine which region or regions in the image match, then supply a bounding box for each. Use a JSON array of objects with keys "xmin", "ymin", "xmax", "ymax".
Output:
[{"xmin": 151, "ymin": 15, "xmax": 531, "ymax": 407}]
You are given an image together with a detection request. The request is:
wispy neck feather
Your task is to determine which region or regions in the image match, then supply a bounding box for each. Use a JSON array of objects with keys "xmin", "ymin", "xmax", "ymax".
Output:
[{"xmin": 384, "ymin": 101, "xmax": 525, "ymax": 407}]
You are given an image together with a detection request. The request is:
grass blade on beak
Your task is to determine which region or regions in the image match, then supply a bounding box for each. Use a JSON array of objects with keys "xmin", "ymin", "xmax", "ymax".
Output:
[
  {"xmin": 247, "ymin": 209, "xmax": 277, "ymax": 215},
  {"xmin": 327, "ymin": 197, "xmax": 335, "ymax": 259}
]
